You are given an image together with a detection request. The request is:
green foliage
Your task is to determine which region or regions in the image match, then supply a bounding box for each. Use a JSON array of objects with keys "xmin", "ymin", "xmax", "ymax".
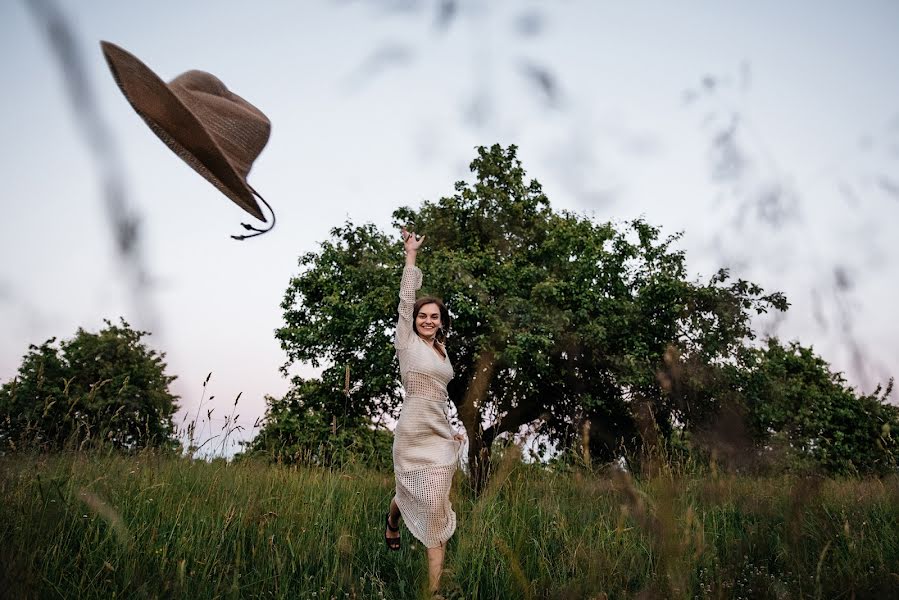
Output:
[
  {"xmin": 0, "ymin": 318, "xmax": 179, "ymax": 450},
  {"xmin": 2, "ymin": 452, "xmax": 899, "ymax": 599},
  {"xmin": 276, "ymin": 144, "xmax": 790, "ymax": 484},
  {"xmin": 742, "ymin": 338, "xmax": 899, "ymax": 475},
  {"xmin": 240, "ymin": 378, "xmax": 394, "ymax": 470},
  {"xmin": 278, "ymin": 222, "xmax": 402, "ymax": 419}
]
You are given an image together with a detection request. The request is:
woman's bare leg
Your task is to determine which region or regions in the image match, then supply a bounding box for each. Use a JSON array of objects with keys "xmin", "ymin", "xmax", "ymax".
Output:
[
  {"xmin": 386, "ymin": 497, "xmax": 401, "ymax": 543},
  {"xmin": 426, "ymin": 542, "xmax": 446, "ymax": 593}
]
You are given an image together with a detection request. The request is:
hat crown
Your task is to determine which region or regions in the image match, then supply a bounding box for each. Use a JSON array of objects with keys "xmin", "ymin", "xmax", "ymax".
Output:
[
  {"xmin": 170, "ymin": 70, "xmax": 228, "ymax": 95},
  {"xmin": 168, "ymin": 71, "xmax": 271, "ymax": 179}
]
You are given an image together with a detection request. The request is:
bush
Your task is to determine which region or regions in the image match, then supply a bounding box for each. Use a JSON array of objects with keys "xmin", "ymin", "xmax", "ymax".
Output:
[
  {"xmin": 0, "ymin": 318, "xmax": 179, "ymax": 451},
  {"xmin": 742, "ymin": 339, "xmax": 898, "ymax": 475},
  {"xmin": 239, "ymin": 378, "xmax": 394, "ymax": 470}
]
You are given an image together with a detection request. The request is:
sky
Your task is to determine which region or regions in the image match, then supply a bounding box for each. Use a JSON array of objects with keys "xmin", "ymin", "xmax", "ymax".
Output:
[{"xmin": 1, "ymin": 0, "xmax": 898, "ymax": 453}]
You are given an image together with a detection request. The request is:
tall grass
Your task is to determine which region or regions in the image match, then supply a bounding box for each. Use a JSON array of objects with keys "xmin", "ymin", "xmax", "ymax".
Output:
[{"xmin": 1, "ymin": 449, "xmax": 898, "ymax": 599}]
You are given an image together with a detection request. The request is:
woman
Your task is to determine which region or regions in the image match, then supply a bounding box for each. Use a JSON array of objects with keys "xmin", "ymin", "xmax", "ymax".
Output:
[{"xmin": 385, "ymin": 227, "xmax": 464, "ymax": 595}]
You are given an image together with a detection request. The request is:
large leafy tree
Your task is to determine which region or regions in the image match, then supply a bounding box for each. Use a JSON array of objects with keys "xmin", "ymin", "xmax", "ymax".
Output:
[
  {"xmin": 277, "ymin": 144, "xmax": 788, "ymax": 488},
  {"xmin": 0, "ymin": 318, "xmax": 179, "ymax": 450}
]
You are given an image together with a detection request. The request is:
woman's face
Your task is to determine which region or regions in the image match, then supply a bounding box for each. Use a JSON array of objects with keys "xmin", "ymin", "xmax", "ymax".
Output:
[{"xmin": 415, "ymin": 302, "xmax": 442, "ymax": 341}]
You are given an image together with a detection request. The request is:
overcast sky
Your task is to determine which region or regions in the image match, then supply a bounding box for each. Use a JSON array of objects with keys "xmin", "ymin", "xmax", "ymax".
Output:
[{"xmin": 2, "ymin": 0, "xmax": 897, "ymax": 452}]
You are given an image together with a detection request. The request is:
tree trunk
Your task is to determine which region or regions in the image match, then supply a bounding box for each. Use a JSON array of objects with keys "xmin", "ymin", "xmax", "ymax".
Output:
[
  {"xmin": 467, "ymin": 431, "xmax": 492, "ymax": 494},
  {"xmin": 455, "ymin": 349, "xmax": 497, "ymax": 495}
]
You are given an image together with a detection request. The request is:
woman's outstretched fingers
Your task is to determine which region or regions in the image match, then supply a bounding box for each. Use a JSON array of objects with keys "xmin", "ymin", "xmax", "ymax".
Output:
[{"xmin": 401, "ymin": 227, "xmax": 425, "ymax": 252}]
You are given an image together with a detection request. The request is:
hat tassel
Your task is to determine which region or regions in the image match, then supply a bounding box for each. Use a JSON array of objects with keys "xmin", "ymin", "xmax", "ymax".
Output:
[{"xmin": 231, "ymin": 186, "xmax": 276, "ymax": 241}]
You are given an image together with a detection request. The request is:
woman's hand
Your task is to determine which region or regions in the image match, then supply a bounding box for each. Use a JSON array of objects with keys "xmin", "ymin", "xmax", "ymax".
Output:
[
  {"xmin": 401, "ymin": 227, "xmax": 425, "ymax": 253},
  {"xmin": 452, "ymin": 432, "xmax": 466, "ymax": 444}
]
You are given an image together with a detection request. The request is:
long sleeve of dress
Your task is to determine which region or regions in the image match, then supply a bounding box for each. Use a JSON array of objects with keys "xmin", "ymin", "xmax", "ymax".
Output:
[{"xmin": 395, "ymin": 265, "xmax": 422, "ymax": 350}]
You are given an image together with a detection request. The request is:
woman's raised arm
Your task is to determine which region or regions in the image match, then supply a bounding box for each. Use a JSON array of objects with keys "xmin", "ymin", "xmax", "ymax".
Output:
[{"xmin": 396, "ymin": 228, "xmax": 425, "ymax": 349}]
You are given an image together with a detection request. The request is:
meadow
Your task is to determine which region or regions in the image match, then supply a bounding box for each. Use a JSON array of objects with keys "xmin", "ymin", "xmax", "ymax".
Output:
[{"xmin": 1, "ymin": 449, "xmax": 898, "ymax": 599}]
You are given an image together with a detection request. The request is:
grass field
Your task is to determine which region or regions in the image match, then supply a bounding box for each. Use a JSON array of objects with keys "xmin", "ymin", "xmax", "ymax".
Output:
[{"xmin": 1, "ymin": 450, "xmax": 898, "ymax": 599}]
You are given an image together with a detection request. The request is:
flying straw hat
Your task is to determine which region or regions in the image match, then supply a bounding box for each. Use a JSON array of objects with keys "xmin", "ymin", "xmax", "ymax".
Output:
[{"xmin": 100, "ymin": 41, "xmax": 275, "ymax": 239}]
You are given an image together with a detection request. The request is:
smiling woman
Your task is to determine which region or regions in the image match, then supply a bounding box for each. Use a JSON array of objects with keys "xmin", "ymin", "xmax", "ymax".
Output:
[
  {"xmin": 412, "ymin": 296, "xmax": 450, "ymax": 358},
  {"xmin": 384, "ymin": 227, "xmax": 464, "ymax": 596}
]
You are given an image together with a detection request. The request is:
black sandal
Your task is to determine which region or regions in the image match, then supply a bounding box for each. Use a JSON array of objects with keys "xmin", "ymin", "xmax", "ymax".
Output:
[{"xmin": 385, "ymin": 513, "xmax": 401, "ymax": 551}]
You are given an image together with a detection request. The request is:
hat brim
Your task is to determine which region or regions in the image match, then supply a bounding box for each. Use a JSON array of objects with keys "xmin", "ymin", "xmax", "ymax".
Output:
[{"xmin": 100, "ymin": 41, "xmax": 265, "ymax": 221}]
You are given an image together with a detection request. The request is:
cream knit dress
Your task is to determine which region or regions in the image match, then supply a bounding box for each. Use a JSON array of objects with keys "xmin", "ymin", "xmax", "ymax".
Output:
[{"xmin": 393, "ymin": 265, "xmax": 459, "ymax": 548}]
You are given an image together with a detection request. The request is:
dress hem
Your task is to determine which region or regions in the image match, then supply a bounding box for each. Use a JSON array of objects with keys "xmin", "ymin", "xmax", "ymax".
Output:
[{"xmin": 394, "ymin": 462, "xmax": 458, "ymax": 548}]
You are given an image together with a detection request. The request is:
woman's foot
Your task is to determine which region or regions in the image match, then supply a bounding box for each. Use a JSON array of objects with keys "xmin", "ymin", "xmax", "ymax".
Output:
[{"xmin": 385, "ymin": 512, "xmax": 401, "ymax": 551}]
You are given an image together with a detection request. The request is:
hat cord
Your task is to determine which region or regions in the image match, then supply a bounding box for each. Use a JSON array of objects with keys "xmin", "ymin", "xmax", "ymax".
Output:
[{"xmin": 231, "ymin": 186, "xmax": 276, "ymax": 241}]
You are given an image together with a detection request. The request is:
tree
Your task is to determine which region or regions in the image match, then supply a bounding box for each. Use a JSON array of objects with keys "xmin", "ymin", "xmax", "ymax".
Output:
[
  {"xmin": 0, "ymin": 318, "xmax": 179, "ymax": 450},
  {"xmin": 278, "ymin": 144, "xmax": 788, "ymax": 489},
  {"xmin": 651, "ymin": 271, "xmax": 792, "ymax": 470},
  {"xmin": 741, "ymin": 338, "xmax": 898, "ymax": 475}
]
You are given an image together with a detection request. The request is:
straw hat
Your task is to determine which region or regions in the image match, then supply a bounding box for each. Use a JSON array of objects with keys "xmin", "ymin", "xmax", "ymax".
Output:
[{"xmin": 100, "ymin": 41, "xmax": 275, "ymax": 239}]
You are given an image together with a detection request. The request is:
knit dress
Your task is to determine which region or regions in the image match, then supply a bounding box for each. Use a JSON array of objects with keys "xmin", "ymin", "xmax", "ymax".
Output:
[{"xmin": 393, "ymin": 265, "xmax": 459, "ymax": 548}]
